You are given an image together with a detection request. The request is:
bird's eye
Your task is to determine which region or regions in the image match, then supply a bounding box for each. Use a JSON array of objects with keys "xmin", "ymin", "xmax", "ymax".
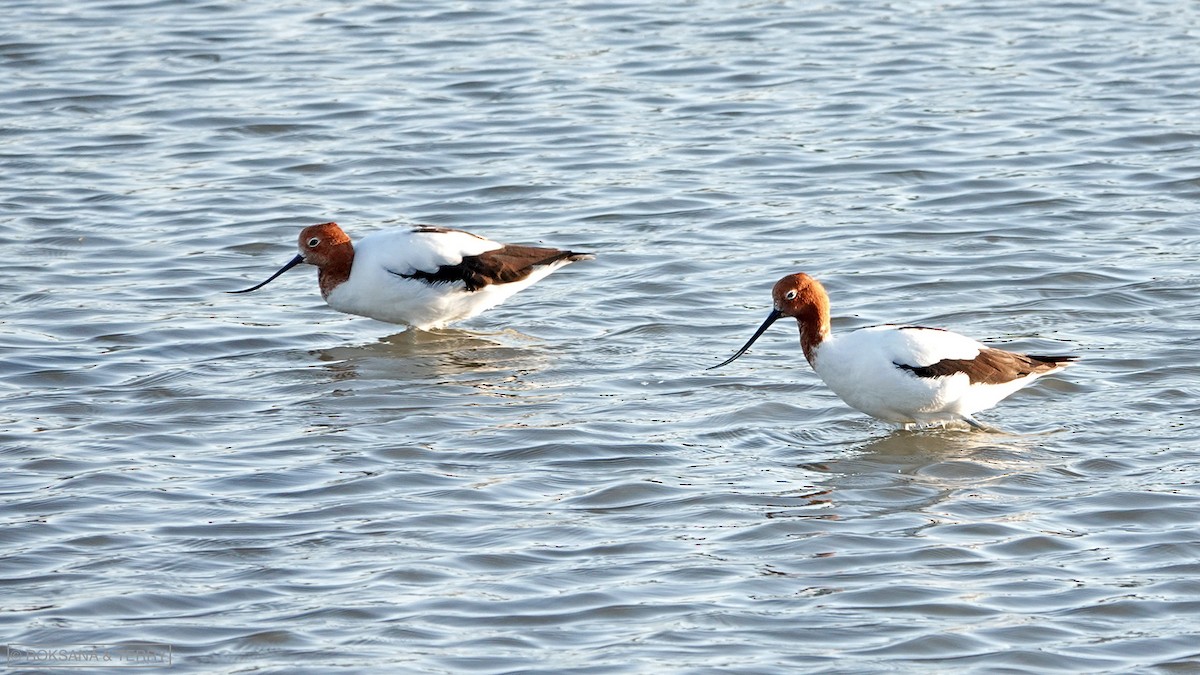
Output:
[
  {"xmin": 785, "ymin": 290, "xmax": 798, "ymax": 300},
  {"xmin": 307, "ymin": 237, "xmax": 320, "ymax": 247}
]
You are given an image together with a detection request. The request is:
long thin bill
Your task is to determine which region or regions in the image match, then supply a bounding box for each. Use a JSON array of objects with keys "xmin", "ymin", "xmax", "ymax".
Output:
[
  {"xmin": 228, "ymin": 254, "xmax": 304, "ymax": 294},
  {"xmin": 707, "ymin": 308, "xmax": 782, "ymax": 370}
]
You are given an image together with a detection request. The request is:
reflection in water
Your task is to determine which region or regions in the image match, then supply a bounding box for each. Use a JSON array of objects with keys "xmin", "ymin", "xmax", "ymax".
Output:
[
  {"xmin": 773, "ymin": 428, "xmax": 1055, "ymax": 527},
  {"xmin": 759, "ymin": 428, "xmax": 1067, "ymax": 607},
  {"xmin": 849, "ymin": 428, "xmax": 1012, "ymax": 465},
  {"xmin": 314, "ymin": 328, "xmax": 551, "ymax": 382},
  {"xmin": 5, "ymin": 0, "xmax": 1193, "ymax": 668},
  {"xmin": 810, "ymin": 426, "xmax": 1065, "ymax": 474},
  {"xmin": 833, "ymin": 428, "xmax": 1053, "ymax": 487},
  {"xmin": 294, "ymin": 327, "xmax": 565, "ymax": 442}
]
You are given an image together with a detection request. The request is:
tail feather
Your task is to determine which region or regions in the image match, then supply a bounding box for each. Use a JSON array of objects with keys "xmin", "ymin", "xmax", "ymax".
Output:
[
  {"xmin": 1028, "ymin": 354, "xmax": 1078, "ymax": 372},
  {"xmin": 535, "ymin": 250, "xmax": 595, "ymax": 266}
]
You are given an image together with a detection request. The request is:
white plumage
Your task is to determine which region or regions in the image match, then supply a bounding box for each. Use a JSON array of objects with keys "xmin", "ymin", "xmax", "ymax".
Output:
[
  {"xmin": 358, "ymin": 227, "xmax": 501, "ymax": 277},
  {"xmin": 231, "ymin": 222, "xmax": 592, "ymax": 330},
  {"xmin": 711, "ymin": 273, "xmax": 1076, "ymax": 429}
]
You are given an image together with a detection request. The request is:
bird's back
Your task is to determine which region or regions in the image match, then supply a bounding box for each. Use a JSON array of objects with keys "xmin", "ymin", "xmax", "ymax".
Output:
[{"xmin": 813, "ymin": 325, "xmax": 1073, "ymax": 425}]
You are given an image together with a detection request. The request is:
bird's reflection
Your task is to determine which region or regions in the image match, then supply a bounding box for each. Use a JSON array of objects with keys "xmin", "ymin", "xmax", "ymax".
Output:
[
  {"xmin": 803, "ymin": 426, "xmax": 1054, "ymax": 478},
  {"xmin": 313, "ymin": 327, "xmax": 550, "ymax": 382},
  {"xmin": 763, "ymin": 424, "xmax": 1064, "ymax": 526}
]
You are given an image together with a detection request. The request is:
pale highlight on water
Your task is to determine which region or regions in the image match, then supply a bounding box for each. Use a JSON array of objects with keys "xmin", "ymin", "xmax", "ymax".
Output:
[{"xmin": 3, "ymin": 0, "xmax": 1199, "ymax": 672}]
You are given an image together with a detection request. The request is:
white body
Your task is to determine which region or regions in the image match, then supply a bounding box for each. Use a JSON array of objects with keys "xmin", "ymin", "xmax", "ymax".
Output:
[
  {"xmin": 324, "ymin": 228, "xmax": 571, "ymax": 329},
  {"xmin": 812, "ymin": 325, "xmax": 1057, "ymax": 426}
]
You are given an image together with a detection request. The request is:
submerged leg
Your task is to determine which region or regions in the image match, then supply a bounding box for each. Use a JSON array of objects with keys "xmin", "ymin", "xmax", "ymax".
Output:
[{"xmin": 962, "ymin": 415, "xmax": 990, "ymax": 431}]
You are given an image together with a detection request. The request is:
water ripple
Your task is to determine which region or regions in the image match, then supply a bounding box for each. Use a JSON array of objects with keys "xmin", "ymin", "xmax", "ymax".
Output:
[{"xmin": 3, "ymin": 0, "xmax": 1200, "ymax": 672}]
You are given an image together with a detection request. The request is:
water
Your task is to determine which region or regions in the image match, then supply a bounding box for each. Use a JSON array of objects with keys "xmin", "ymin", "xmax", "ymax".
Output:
[{"xmin": 3, "ymin": 0, "xmax": 1199, "ymax": 672}]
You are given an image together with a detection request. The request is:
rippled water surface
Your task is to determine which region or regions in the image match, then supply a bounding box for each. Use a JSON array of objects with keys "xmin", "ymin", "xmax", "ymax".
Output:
[{"xmin": 4, "ymin": 0, "xmax": 1200, "ymax": 672}]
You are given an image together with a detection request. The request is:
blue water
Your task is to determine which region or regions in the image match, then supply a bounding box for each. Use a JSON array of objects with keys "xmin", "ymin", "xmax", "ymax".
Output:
[{"xmin": 3, "ymin": 0, "xmax": 1200, "ymax": 672}]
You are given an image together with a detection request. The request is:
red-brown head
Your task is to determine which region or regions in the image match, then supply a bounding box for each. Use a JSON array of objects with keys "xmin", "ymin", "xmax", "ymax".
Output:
[
  {"xmin": 773, "ymin": 272, "xmax": 830, "ymax": 327},
  {"xmin": 296, "ymin": 222, "xmax": 353, "ymax": 270},
  {"xmin": 228, "ymin": 222, "xmax": 354, "ymax": 296},
  {"xmin": 709, "ymin": 272, "xmax": 832, "ymax": 370}
]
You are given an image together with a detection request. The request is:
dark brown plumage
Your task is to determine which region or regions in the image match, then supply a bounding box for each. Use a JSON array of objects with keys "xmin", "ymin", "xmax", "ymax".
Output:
[
  {"xmin": 895, "ymin": 349, "xmax": 1079, "ymax": 385},
  {"xmin": 395, "ymin": 245, "xmax": 594, "ymax": 292}
]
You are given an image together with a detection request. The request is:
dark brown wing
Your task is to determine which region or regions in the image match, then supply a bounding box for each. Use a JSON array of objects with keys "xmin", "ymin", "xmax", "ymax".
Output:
[
  {"xmin": 896, "ymin": 349, "xmax": 1077, "ymax": 385},
  {"xmin": 395, "ymin": 244, "xmax": 593, "ymax": 292}
]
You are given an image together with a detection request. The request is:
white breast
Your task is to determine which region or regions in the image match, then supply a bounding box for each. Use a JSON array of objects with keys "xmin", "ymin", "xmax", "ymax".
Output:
[{"xmin": 811, "ymin": 325, "xmax": 989, "ymax": 424}]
